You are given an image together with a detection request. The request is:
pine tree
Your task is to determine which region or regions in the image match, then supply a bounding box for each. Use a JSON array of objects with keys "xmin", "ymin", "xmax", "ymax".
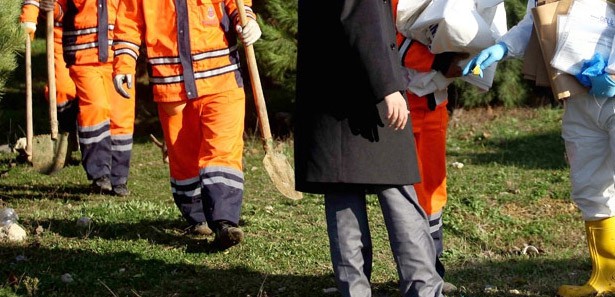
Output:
[{"xmin": 0, "ymin": 0, "xmax": 24, "ymax": 101}]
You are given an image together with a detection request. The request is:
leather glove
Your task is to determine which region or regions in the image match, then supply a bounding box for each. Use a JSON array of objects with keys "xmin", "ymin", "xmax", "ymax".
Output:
[
  {"xmin": 462, "ymin": 42, "xmax": 508, "ymax": 77},
  {"xmin": 40, "ymin": 0, "xmax": 56, "ymax": 12},
  {"xmin": 235, "ymin": 19, "xmax": 261, "ymax": 46},
  {"xmin": 113, "ymin": 74, "xmax": 133, "ymax": 99},
  {"xmin": 589, "ymin": 73, "xmax": 615, "ymax": 97},
  {"xmin": 21, "ymin": 22, "xmax": 36, "ymax": 41}
]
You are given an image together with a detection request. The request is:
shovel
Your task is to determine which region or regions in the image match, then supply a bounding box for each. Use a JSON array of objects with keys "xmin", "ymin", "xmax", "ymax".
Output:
[
  {"xmin": 235, "ymin": 0, "xmax": 302, "ymax": 200},
  {"xmin": 29, "ymin": 12, "xmax": 69, "ymax": 174}
]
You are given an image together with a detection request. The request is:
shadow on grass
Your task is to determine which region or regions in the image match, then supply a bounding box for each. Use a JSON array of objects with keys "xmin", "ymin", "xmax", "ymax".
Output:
[
  {"xmin": 0, "ymin": 242, "xmax": 597, "ymax": 297},
  {"xmin": 448, "ymin": 130, "xmax": 567, "ymax": 170}
]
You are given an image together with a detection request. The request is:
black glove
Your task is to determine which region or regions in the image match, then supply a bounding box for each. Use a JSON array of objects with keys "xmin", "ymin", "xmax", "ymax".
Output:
[{"xmin": 40, "ymin": 0, "xmax": 55, "ymax": 12}]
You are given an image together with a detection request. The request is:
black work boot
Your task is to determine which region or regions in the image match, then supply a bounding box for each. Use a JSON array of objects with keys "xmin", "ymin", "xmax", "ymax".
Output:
[
  {"xmin": 212, "ymin": 221, "xmax": 244, "ymax": 250},
  {"xmin": 112, "ymin": 184, "xmax": 130, "ymax": 197}
]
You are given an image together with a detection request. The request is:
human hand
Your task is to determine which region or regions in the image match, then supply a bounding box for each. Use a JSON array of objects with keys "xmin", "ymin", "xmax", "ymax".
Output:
[
  {"xmin": 113, "ymin": 74, "xmax": 133, "ymax": 99},
  {"xmin": 462, "ymin": 42, "xmax": 508, "ymax": 77},
  {"xmin": 40, "ymin": 0, "xmax": 56, "ymax": 12},
  {"xmin": 236, "ymin": 19, "xmax": 261, "ymax": 46},
  {"xmin": 21, "ymin": 22, "xmax": 36, "ymax": 41},
  {"xmin": 384, "ymin": 91, "xmax": 409, "ymax": 130},
  {"xmin": 589, "ymin": 73, "xmax": 615, "ymax": 97}
]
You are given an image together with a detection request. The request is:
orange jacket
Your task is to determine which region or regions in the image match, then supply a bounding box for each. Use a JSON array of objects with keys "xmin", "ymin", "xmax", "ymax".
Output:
[
  {"xmin": 53, "ymin": 0, "xmax": 119, "ymax": 67},
  {"xmin": 391, "ymin": 0, "xmax": 436, "ymax": 73},
  {"xmin": 20, "ymin": 0, "xmax": 63, "ymax": 47},
  {"xmin": 113, "ymin": 0, "xmax": 256, "ymax": 102}
]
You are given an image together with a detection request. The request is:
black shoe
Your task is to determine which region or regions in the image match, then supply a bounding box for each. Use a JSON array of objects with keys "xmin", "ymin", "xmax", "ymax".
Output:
[
  {"xmin": 212, "ymin": 221, "xmax": 244, "ymax": 250},
  {"xmin": 91, "ymin": 176, "xmax": 112, "ymax": 192},
  {"xmin": 189, "ymin": 222, "xmax": 213, "ymax": 236},
  {"xmin": 112, "ymin": 184, "xmax": 130, "ymax": 196}
]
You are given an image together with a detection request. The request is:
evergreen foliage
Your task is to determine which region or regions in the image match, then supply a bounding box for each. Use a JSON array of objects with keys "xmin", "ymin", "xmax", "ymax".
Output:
[{"xmin": 0, "ymin": 0, "xmax": 24, "ymax": 101}]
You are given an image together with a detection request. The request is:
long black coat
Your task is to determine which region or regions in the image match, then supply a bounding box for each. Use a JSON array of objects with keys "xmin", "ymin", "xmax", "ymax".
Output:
[{"xmin": 294, "ymin": 0, "xmax": 421, "ymax": 194}]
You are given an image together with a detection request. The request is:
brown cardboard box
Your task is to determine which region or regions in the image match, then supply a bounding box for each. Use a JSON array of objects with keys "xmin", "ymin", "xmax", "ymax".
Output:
[{"xmin": 530, "ymin": 0, "xmax": 587, "ymax": 100}]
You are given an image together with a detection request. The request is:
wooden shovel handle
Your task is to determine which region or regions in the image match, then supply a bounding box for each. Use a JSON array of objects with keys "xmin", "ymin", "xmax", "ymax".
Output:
[
  {"xmin": 25, "ymin": 35, "xmax": 33, "ymax": 161},
  {"xmin": 47, "ymin": 10, "xmax": 58, "ymax": 140},
  {"xmin": 234, "ymin": 0, "xmax": 273, "ymax": 149}
]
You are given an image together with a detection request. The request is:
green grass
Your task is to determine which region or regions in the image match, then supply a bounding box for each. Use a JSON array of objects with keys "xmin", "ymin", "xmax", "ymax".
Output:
[
  {"xmin": 0, "ymin": 39, "xmax": 603, "ymax": 297},
  {"xmin": 0, "ymin": 105, "xmax": 598, "ymax": 297}
]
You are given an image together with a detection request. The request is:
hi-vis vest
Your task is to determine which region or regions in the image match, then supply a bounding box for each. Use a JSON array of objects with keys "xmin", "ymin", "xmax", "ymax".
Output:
[
  {"xmin": 55, "ymin": 0, "xmax": 119, "ymax": 66},
  {"xmin": 113, "ymin": 0, "xmax": 257, "ymax": 102}
]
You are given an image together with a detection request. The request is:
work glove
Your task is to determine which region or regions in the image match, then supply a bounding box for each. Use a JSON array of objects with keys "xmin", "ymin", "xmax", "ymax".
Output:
[
  {"xmin": 589, "ymin": 73, "xmax": 615, "ymax": 97},
  {"xmin": 113, "ymin": 74, "xmax": 133, "ymax": 99},
  {"xmin": 462, "ymin": 42, "xmax": 508, "ymax": 77},
  {"xmin": 235, "ymin": 19, "xmax": 261, "ymax": 46},
  {"xmin": 21, "ymin": 22, "xmax": 36, "ymax": 41},
  {"xmin": 40, "ymin": 0, "xmax": 56, "ymax": 12}
]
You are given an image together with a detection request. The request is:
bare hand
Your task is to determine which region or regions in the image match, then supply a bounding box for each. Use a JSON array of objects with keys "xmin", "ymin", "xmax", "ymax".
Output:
[{"xmin": 384, "ymin": 91, "xmax": 409, "ymax": 130}]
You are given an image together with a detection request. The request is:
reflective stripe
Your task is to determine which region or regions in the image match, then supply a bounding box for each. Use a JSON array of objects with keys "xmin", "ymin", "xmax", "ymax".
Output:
[
  {"xmin": 64, "ymin": 40, "xmax": 113, "ymax": 52},
  {"xmin": 113, "ymin": 40, "xmax": 140, "ymax": 50},
  {"xmin": 111, "ymin": 143, "xmax": 133, "ymax": 151},
  {"xmin": 23, "ymin": 0, "xmax": 39, "ymax": 6},
  {"xmin": 149, "ymin": 46, "xmax": 238, "ymax": 65},
  {"xmin": 172, "ymin": 186, "xmax": 201, "ymax": 198},
  {"xmin": 79, "ymin": 120, "xmax": 110, "ymax": 132},
  {"xmin": 63, "ymin": 25, "xmax": 114, "ymax": 37},
  {"xmin": 202, "ymin": 166, "xmax": 244, "ymax": 179},
  {"xmin": 79, "ymin": 130, "xmax": 111, "ymax": 145},
  {"xmin": 202, "ymin": 176, "xmax": 244, "ymax": 190},
  {"xmin": 171, "ymin": 176, "xmax": 200, "ymax": 186},
  {"xmin": 150, "ymin": 64, "xmax": 239, "ymax": 84},
  {"xmin": 114, "ymin": 48, "xmax": 138, "ymax": 60},
  {"xmin": 111, "ymin": 134, "xmax": 133, "ymax": 141}
]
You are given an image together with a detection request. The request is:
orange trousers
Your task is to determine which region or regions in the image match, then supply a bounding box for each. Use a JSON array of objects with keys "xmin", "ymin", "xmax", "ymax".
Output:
[
  {"xmin": 408, "ymin": 93, "xmax": 448, "ymax": 217},
  {"xmin": 158, "ymin": 88, "xmax": 246, "ymax": 226},
  {"xmin": 408, "ymin": 92, "xmax": 448, "ymax": 277},
  {"xmin": 69, "ymin": 63, "xmax": 135, "ymax": 186}
]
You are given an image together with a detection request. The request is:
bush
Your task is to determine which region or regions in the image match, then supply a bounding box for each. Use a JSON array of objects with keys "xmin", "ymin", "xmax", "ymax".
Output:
[{"xmin": 0, "ymin": 0, "xmax": 24, "ymax": 101}]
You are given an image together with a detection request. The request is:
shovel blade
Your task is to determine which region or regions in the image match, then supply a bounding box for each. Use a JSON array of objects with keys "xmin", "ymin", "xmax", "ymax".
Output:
[
  {"xmin": 263, "ymin": 152, "xmax": 302, "ymax": 200},
  {"xmin": 31, "ymin": 132, "xmax": 70, "ymax": 175}
]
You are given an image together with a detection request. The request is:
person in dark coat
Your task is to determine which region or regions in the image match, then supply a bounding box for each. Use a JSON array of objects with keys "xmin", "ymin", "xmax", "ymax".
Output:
[{"xmin": 294, "ymin": 0, "xmax": 445, "ymax": 296}]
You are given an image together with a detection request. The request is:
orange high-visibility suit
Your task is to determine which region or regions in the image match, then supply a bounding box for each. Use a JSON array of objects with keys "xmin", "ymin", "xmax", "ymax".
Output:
[
  {"xmin": 113, "ymin": 0, "xmax": 256, "ymax": 229},
  {"xmin": 393, "ymin": 0, "xmax": 449, "ymax": 279},
  {"xmin": 20, "ymin": 0, "xmax": 78, "ymax": 134},
  {"xmin": 51, "ymin": 0, "xmax": 135, "ymax": 190}
]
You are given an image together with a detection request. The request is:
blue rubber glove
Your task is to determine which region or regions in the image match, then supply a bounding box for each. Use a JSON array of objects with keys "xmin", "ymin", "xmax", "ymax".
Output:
[
  {"xmin": 589, "ymin": 73, "xmax": 615, "ymax": 97},
  {"xmin": 462, "ymin": 42, "xmax": 509, "ymax": 77}
]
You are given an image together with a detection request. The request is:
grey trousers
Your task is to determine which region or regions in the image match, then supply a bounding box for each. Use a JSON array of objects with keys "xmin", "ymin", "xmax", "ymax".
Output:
[{"xmin": 325, "ymin": 185, "xmax": 443, "ymax": 297}]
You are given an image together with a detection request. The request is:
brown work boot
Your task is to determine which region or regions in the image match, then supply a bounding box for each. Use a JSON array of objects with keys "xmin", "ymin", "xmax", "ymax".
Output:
[
  {"xmin": 212, "ymin": 221, "xmax": 243, "ymax": 250},
  {"xmin": 189, "ymin": 222, "xmax": 213, "ymax": 236},
  {"xmin": 91, "ymin": 176, "xmax": 112, "ymax": 193}
]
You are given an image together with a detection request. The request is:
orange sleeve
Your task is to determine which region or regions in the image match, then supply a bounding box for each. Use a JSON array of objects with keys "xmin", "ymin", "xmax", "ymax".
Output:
[
  {"xmin": 112, "ymin": 0, "xmax": 143, "ymax": 75},
  {"xmin": 225, "ymin": 0, "xmax": 256, "ymax": 27},
  {"xmin": 20, "ymin": 0, "xmax": 40, "ymax": 24}
]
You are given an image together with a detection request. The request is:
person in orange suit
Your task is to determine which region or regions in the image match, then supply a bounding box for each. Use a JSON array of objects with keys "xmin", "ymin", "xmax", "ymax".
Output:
[
  {"xmin": 40, "ymin": 0, "xmax": 135, "ymax": 197},
  {"xmin": 111, "ymin": 0, "xmax": 261, "ymax": 250},
  {"xmin": 20, "ymin": 0, "xmax": 79, "ymax": 141},
  {"xmin": 392, "ymin": 0, "xmax": 469, "ymax": 292}
]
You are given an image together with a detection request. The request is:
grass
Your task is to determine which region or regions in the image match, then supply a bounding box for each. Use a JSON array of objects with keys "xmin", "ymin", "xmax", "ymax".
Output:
[{"xmin": 0, "ymin": 39, "xmax": 602, "ymax": 296}]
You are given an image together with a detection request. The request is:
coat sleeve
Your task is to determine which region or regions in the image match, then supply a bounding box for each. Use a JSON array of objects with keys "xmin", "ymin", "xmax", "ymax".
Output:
[
  {"xmin": 20, "ymin": 0, "xmax": 40, "ymax": 24},
  {"xmin": 112, "ymin": 0, "xmax": 144, "ymax": 76},
  {"xmin": 340, "ymin": 0, "xmax": 405, "ymax": 101},
  {"xmin": 497, "ymin": 0, "xmax": 534, "ymax": 58}
]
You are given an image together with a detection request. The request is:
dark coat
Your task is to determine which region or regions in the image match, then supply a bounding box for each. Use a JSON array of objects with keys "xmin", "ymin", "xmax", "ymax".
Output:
[{"xmin": 294, "ymin": 0, "xmax": 421, "ymax": 194}]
